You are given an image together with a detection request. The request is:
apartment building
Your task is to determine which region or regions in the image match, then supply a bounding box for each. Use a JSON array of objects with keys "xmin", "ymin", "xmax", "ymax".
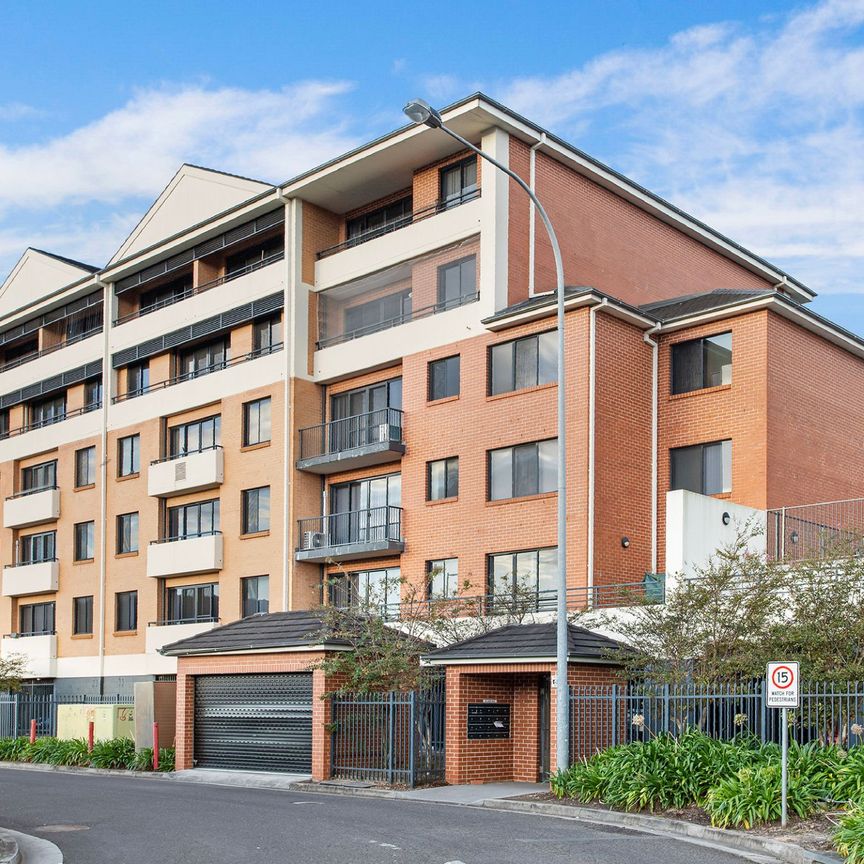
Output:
[{"xmin": 1, "ymin": 93, "xmax": 862, "ymax": 702}]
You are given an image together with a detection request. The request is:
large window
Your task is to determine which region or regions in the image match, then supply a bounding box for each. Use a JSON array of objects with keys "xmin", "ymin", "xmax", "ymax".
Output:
[
  {"xmin": 437, "ymin": 256, "xmax": 476, "ymax": 310},
  {"xmin": 343, "ymin": 289, "xmax": 412, "ymax": 340},
  {"xmin": 427, "ymin": 457, "xmax": 459, "ymax": 501},
  {"xmin": 115, "ymin": 591, "xmax": 138, "ymax": 632},
  {"xmin": 242, "ymin": 486, "xmax": 270, "ymax": 534},
  {"xmin": 253, "ymin": 316, "xmax": 282, "ymax": 354},
  {"xmin": 490, "ymin": 331, "xmax": 557, "ymax": 395},
  {"xmin": 75, "ymin": 447, "xmax": 96, "ymax": 488},
  {"xmin": 489, "ymin": 439, "xmax": 558, "ymax": 501},
  {"xmin": 488, "ymin": 547, "xmax": 558, "ymax": 605},
  {"xmin": 169, "ymin": 415, "xmax": 221, "ymax": 457},
  {"xmin": 29, "ymin": 393, "xmax": 66, "ymax": 428},
  {"xmin": 331, "ymin": 378, "xmax": 402, "ymax": 419},
  {"xmin": 116, "ymin": 512, "xmax": 139, "ymax": 554},
  {"xmin": 440, "ymin": 156, "xmax": 478, "ymax": 208},
  {"xmin": 670, "ymin": 440, "xmax": 732, "ymax": 495},
  {"xmin": 117, "ymin": 434, "xmax": 140, "ymax": 477},
  {"xmin": 73, "ymin": 596, "xmax": 93, "ymax": 636},
  {"xmin": 671, "ymin": 332, "xmax": 732, "ymax": 394},
  {"xmin": 22, "ymin": 460, "xmax": 57, "ymax": 492},
  {"xmin": 84, "ymin": 377, "xmax": 102, "ymax": 411},
  {"xmin": 428, "ymin": 355, "xmax": 460, "ymax": 401},
  {"xmin": 141, "ymin": 275, "xmax": 192, "ymax": 314},
  {"xmin": 74, "ymin": 522, "xmax": 95, "ymax": 562},
  {"xmin": 226, "ymin": 237, "xmax": 284, "ymax": 275},
  {"xmin": 176, "ymin": 338, "xmax": 228, "ymax": 381},
  {"xmin": 20, "ymin": 601, "xmax": 55, "ymax": 636},
  {"xmin": 427, "ymin": 558, "xmax": 459, "ymax": 599},
  {"xmin": 242, "ymin": 576, "xmax": 269, "ymax": 617},
  {"xmin": 20, "ymin": 530, "xmax": 56, "ymax": 564},
  {"xmin": 127, "ymin": 362, "xmax": 150, "ymax": 397},
  {"xmin": 330, "ymin": 567, "xmax": 400, "ymax": 611},
  {"xmin": 164, "ymin": 583, "xmax": 219, "ymax": 624},
  {"xmin": 347, "ymin": 196, "xmax": 412, "ymax": 243},
  {"xmin": 243, "ymin": 397, "xmax": 271, "ymax": 446},
  {"xmin": 167, "ymin": 498, "xmax": 220, "ymax": 540},
  {"xmin": 329, "ymin": 474, "xmax": 400, "ymax": 545}
]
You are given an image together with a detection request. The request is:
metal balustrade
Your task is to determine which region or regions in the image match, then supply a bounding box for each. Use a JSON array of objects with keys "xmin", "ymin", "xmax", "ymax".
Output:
[{"xmin": 298, "ymin": 408, "xmax": 404, "ymax": 462}]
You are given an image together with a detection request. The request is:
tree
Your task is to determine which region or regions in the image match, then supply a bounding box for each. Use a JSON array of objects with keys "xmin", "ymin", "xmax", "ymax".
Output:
[{"xmin": 0, "ymin": 654, "xmax": 27, "ymax": 693}]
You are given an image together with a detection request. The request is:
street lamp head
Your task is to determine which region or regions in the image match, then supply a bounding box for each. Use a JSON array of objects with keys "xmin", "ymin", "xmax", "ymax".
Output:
[{"xmin": 403, "ymin": 98, "xmax": 443, "ymax": 129}]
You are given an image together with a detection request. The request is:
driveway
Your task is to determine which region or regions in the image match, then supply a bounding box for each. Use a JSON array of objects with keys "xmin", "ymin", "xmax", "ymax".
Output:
[{"xmin": 0, "ymin": 767, "xmax": 767, "ymax": 864}]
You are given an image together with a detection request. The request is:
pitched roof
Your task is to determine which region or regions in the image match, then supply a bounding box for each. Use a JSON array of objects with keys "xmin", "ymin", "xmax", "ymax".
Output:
[
  {"xmin": 29, "ymin": 248, "xmax": 99, "ymax": 273},
  {"xmin": 422, "ymin": 622, "xmax": 625, "ymax": 665},
  {"xmin": 639, "ymin": 288, "xmax": 776, "ymax": 322}
]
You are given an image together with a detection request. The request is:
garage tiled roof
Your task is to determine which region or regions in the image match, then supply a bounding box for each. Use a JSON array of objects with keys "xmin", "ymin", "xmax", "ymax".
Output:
[
  {"xmin": 422, "ymin": 622, "xmax": 625, "ymax": 664},
  {"xmin": 639, "ymin": 288, "xmax": 775, "ymax": 322}
]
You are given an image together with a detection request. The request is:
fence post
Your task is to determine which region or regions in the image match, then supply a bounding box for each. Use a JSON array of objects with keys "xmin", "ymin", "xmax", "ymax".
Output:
[
  {"xmin": 760, "ymin": 679, "xmax": 767, "ymax": 744},
  {"xmin": 12, "ymin": 692, "xmax": 18, "ymax": 739},
  {"xmin": 152, "ymin": 722, "xmax": 159, "ymax": 771},
  {"xmin": 611, "ymin": 685, "xmax": 618, "ymax": 748},
  {"xmin": 408, "ymin": 690, "xmax": 417, "ymax": 789},
  {"xmin": 662, "ymin": 684, "xmax": 670, "ymax": 735},
  {"xmin": 387, "ymin": 692, "xmax": 395, "ymax": 786}
]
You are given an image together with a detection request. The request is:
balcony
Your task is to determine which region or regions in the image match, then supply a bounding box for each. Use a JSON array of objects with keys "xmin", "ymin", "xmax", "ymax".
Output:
[
  {"xmin": 145, "ymin": 619, "xmax": 219, "ymax": 655},
  {"xmin": 1, "ymin": 560, "xmax": 60, "ymax": 598},
  {"xmin": 1, "ymin": 632, "xmax": 57, "ymax": 678},
  {"xmin": 3, "ymin": 487, "xmax": 60, "ymax": 529},
  {"xmin": 297, "ymin": 409, "xmax": 405, "ymax": 474},
  {"xmin": 148, "ymin": 446, "xmax": 224, "ymax": 498},
  {"xmin": 296, "ymin": 506, "xmax": 404, "ymax": 562},
  {"xmin": 146, "ymin": 532, "xmax": 223, "ymax": 578}
]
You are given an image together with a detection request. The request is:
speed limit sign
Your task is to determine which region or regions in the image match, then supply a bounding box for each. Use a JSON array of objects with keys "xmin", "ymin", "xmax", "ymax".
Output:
[{"xmin": 766, "ymin": 662, "xmax": 800, "ymax": 708}]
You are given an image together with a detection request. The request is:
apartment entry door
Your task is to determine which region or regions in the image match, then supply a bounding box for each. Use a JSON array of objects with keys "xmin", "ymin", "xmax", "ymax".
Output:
[{"xmin": 538, "ymin": 675, "xmax": 551, "ymax": 781}]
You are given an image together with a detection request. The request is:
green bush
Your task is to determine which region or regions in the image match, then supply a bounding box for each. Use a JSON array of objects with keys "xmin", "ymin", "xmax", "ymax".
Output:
[
  {"xmin": 0, "ymin": 734, "xmax": 172, "ymax": 772},
  {"xmin": 836, "ymin": 748, "xmax": 864, "ymax": 806},
  {"xmin": 0, "ymin": 737, "xmax": 30, "ymax": 762},
  {"xmin": 835, "ymin": 807, "xmax": 864, "ymax": 864},
  {"xmin": 88, "ymin": 737, "xmax": 136, "ymax": 770}
]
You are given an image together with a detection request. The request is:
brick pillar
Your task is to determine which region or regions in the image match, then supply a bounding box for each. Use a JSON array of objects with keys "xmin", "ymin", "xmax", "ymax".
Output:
[
  {"xmin": 512, "ymin": 674, "xmax": 541, "ymax": 782},
  {"xmin": 175, "ymin": 673, "xmax": 195, "ymax": 771},
  {"xmin": 311, "ymin": 669, "xmax": 330, "ymax": 781},
  {"xmin": 444, "ymin": 667, "xmax": 465, "ymax": 785}
]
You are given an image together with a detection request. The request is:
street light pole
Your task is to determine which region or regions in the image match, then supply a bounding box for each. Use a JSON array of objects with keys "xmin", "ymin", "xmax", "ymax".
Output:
[{"xmin": 403, "ymin": 100, "xmax": 569, "ymax": 771}]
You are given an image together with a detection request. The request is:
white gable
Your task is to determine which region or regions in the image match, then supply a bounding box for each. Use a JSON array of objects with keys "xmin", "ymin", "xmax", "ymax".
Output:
[
  {"xmin": 110, "ymin": 165, "xmax": 272, "ymax": 264},
  {"xmin": 0, "ymin": 249, "xmax": 95, "ymax": 320}
]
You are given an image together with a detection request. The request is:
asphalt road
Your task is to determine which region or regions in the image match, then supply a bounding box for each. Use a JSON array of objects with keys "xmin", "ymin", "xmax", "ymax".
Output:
[{"xmin": 0, "ymin": 768, "xmax": 763, "ymax": 864}]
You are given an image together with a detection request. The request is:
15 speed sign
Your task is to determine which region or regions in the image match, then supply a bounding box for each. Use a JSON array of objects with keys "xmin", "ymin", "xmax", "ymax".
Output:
[{"xmin": 766, "ymin": 662, "xmax": 800, "ymax": 708}]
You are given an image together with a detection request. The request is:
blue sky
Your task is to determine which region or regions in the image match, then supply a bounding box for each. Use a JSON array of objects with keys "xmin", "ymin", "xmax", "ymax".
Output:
[{"xmin": 0, "ymin": 0, "xmax": 862, "ymax": 330}]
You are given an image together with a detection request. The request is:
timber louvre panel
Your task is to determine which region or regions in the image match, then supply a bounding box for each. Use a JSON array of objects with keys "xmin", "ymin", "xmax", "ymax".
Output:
[{"xmin": 193, "ymin": 673, "xmax": 313, "ymax": 773}]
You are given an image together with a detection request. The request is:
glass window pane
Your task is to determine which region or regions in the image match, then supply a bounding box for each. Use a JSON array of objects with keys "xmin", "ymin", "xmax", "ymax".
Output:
[
  {"xmin": 538, "ymin": 548, "xmax": 558, "ymax": 594},
  {"xmin": 538, "ymin": 331, "xmax": 558, "ymax": 385},
  {"xmin": 490, "ymin": 342, "xmax": 514, "ymax": 395},
  {"xmin": 446, "ymin": 457, "xmax": 459, "ymax": 497},
  {"xmin": 490, "ymin": 449, "xmax": 512, "ymax": 500},
  {"xmin": 670, "ymin": 445, "xmax": 703, "ymax": 493},
  {"xmin": 539, "ymin": 439, "xmax": 558, "ymax": 494},
  {"xmin": 671, "ymin": 340, "xmax": 703, "ymax": 395},
  {"xmin": 491, "ymin": 554, "xmax": 513, "ymax": 595},
  {"xmin": 514, "ymin": 337, "xmax": 538, "ymax": 390},
  {"xmin": 513, "ymin": 443, "xmax": 539, "ymax": 497},
  {"xmin": 721, "ymin": 440, "xmax": 732, "ymax": 493},
  {"xmin": 429, "ymin": 460, "xmax": 445, "ymax": 500},
  {"xmin": 703, "ymin": 332, "xmax": 732, "ymax": 388},
  {"xmin": 514, "ymin": 551, "xmax": 539, "ymax": 592},
  {"xmin": 703, "ymin": 442, "xmax": 725, "ymax": 495}
]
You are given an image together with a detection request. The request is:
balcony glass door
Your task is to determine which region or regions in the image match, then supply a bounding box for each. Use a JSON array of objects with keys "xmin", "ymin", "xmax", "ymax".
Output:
[
  {"xmin": 329, "ymin": 473, "xmax": 400, "ymax": 545},
  {"xmin": 330, "ymin": 379, "xmax": 402, "ymax": 452}
]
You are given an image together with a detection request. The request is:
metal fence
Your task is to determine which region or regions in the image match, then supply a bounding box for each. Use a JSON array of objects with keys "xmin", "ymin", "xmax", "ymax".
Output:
[
  {"xmin": 570, "ymin": 680, "xmax": 864, "ymax": 762},
  {"xmin": 0, "ymin": 692, "xmax": 132, "ymax": 738},
  {"xmin": 768, "ymin": 498, "xmax": 864, "ymax": 562},
  {"xmin": 330, "ymin": 677, "xmax": 445, "ymax": 787}
]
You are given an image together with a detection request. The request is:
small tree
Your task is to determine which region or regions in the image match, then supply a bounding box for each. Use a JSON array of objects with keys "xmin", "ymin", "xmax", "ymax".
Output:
[{"xmin": 0, "ymin": 654, "xmax": 27, "ymax": 693}]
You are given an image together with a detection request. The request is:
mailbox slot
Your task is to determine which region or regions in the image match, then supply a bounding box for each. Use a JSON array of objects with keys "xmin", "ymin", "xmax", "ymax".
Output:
[{"xmin": 467, "ymin": 702, "xmax": 511, "ymax": 739}]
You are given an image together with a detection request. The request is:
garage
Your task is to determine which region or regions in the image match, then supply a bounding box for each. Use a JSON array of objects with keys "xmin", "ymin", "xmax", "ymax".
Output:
[{"xmin": 193, "ymin": 672, "xmax": 313, "ymax": 772}]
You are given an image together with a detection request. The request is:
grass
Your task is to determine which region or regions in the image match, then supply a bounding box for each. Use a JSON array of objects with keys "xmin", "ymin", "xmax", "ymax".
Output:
[{"xmin": 0, "ymin": 736, "xmax": 175, "ymax": 772}]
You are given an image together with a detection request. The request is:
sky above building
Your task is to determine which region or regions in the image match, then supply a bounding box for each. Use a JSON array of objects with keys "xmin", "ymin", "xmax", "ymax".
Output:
[{"xmin": 0, "ymin": 0, "xmax": 862, "ymax": 330}]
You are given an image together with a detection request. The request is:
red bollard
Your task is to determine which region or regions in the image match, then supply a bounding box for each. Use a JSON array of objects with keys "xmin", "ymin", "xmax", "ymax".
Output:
[
  {"xmin": 152, "ymin": 722, "xmax": 159, "ymax": 771},
  {"xmin": 87, "ymin": 721, "xmax": 95, "ymax": 753},
  {"xmin": 29, "ymin": 718, "xmax": 37, "ymax": 744}
]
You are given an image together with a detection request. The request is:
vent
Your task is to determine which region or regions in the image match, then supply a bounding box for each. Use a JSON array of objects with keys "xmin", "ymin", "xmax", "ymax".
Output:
[
  {"xmin": 0, "ymin": 291, "xmax": 103, "ymax": 348},
  {"xmin": 0, "ymin": 360, "xmax": 104, "ymax": 409},
  {"xmin": 175, "ymin": 462, "xmax": 187, "ymax": 482}
]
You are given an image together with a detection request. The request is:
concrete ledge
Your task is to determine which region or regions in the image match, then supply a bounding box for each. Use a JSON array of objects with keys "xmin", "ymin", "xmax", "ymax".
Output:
[
  {"xmin": 0, "ymin": 831, "xmax": 20, "ymax": 864},
  {"xmin": 0, "ymin": 828, "xmax": 62, "ymax": 864},
  {"xmin": 481, "ymin": 799, "xmax": 842, "ymax": 864}
]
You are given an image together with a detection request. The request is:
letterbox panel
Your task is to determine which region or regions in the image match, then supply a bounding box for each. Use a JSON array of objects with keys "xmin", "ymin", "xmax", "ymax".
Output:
[{"xmin": 467, "ymin": 702, "xmax": 511, "ymax": 739}]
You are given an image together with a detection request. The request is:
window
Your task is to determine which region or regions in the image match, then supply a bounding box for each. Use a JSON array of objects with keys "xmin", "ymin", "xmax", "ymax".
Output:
[
  {"xmin": 75, "ymin": 447, "xmax": 96, "ymax": 487},
  {"xmin": 331, "ymin": 378, "xmax": 402, "ymax": 419},
  {"xmin": 84, "ymin": 377, "xmax": 102, "ymax": 411},
  {"xmin": 116, "ymin": 513, "xmax": 139, "ymax": 554},
  {"xmin": 330, "ymin": 378, "xmax": 403, "ymax": 451},
  {"xmin": 437, "ymin": 256, "xmax": 476, "ymax": 310},
  {"xmin": 19, "ymin": 531, "xmax": 56, "ymax": 564},
  {"xmin": 427, "ymin": 558, "xmax": 459, "ymax": 599},
  {"xmin": 140, "ymin": 275, "xmax": 192, "ymax": 313},
  {"xmin": 243, "ymin": 397, "xmax": 271, "ymax": 446},
  {"xmin": 115, "ymin": 591, "xmax": 137, "ymax": 632},
  {"xmin": 488, "ymin": 547, "xmax": 558, "ymax": 607},
  {"xmin": 3, "ymin": 337, "xmax": 38, "ymax": 366},
  {"xmin": 242, "ymin": 486, "xmax": 270, "ymax": 534},
  {"xmin": 164, "ymin": 583, "xmax": 218, "ymax": 624},
  {"xmin": 490, "ymin": 331, "xmax": 557, "ymax": 395},
  {"xmin": 65, "ymin": 304, "xmax": 102, "ymax": 340},
  {"xmin": 330, "ymin": 567, "xmax": 400, "ymax": 611},
  {"xmin": 428, "ymin": 355, "xmax": 460, "ymax": 401},
  {"xmin": 242, "ymin": 576, "xmax": 269, "ymax": 617},
  {"xmin": 117, "ymin": 434, "xmax": 140, "ymax": 477},
  {"xmin": 489, "ymin": 439, "xmax": 558, "ymax": 500},
  {"xmin": 73, "ymin": 596, "xmax": 93, "ymax": 635},
  {"xmin": 253, "ymin": 316, "xmax": 282, "ymax": 354},
  {"xmin": 176, "ymin": 338, "xmax": 228, "ymax": 381},
  {"xmin": 167, "ymin": 498, "xmax": 220, "ymax": 540},
  {"xmin": 29, "ymin": 393, "xmax": 66, "ymax": 428},
  {"xmin": 347, "ymin": 197, "xmax": 412, "ymax": 243},
  {"xmin": 0, "ymin": 409, "xmax": 8, "ymax": 439},
  {"xmin": 74, "ymin": 522, "xmax": 95, "ymax": 561},
  {"xmin": 440, "ymin": 156, "xmax": 478, "ymax": 208},
  {"xmin": 329, "ymin": 474, "xmax": 400, "ymax": 545},
  {"xmin": 20, "ymin": 601, "xmax": 55, "ymax": 636},
  {"xmin": 226, "ymin": 237, "xmax": 284, "ymax": 275},
  {"xmin": 22, "ymin": 460, "xmax": 57, "ymax": 492},
  {"xmin": 671, "ymin": 332, "xmax": 732, "ymax": 394},
  {"xmin": 169, "ymin": 415, "xmax": 221, "ymax": 457},
  {"xmin": 670, "ymin": 440, "xmax": 732, "ymax": 495},
  {"xmin": 427, "ymin": 457, "xmax": 459, "ymax": 501},
  {"xmin": 343, "ymin": 289, "xmax": 412, "ymax": 339},
  {"xmin": 127, "ymin": 362, "xmax": 150, "ymax": 397}
]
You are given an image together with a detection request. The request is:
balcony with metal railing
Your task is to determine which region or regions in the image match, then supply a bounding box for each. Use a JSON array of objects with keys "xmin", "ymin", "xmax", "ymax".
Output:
[
  {"xmin": 297, "ymin": 408, "xmax": 405, "ymax": 474},
  {"xmin": 296, "ymin": 506, "xmax": 404, "ymax": 562},
  {"xmin": 1, "ymin": 558, "xmax": 60, "ymax": 598},
  {"xmin": 146, "ymin": 531, "xmax": 224, "ymax": 578},
  {"xmin": 767, "ymin": 497, "xmax": 864, "ymax": 562},
  {"xmin": 148, "ymin": 445, "xmax": 224, "ymax": 498},
  {"xmin": 3, "ymin": 486, "xmax": 60, "ymax": 529}
]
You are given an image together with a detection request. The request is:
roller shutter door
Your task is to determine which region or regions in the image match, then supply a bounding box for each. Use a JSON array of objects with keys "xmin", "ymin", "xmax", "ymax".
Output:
[{"xmin": 194, "ymin": 673, "xmax": 313, "ymax": 772}]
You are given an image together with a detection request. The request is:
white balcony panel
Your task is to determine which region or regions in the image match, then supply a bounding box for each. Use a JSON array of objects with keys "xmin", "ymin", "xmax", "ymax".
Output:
[
  {"xmin": 0, "ymin": 410, "xmax": 103, "ymax": 466},
  {"xmin": 145, "ymin": 620, "xmax": 217, "ymax": 655},
  {"xmin": 1, "ymin": 634, "xmax": 57, "ymax": 678},
  {"xmin": 146, "ymin": 534, "xmax": 223, "ymax": 579},
  {"xmin": 2, "ymin": 560, "xmax": 59, "ymax": 598},
  {"xmin": 0, "ymin": 333, "xmax": 102, "ymax": 395},
  {"xmin": 148, "ymin": 448, "xmax": 224, "ymax": 498},
  {"xmin": 314, "ymin": 198, "xmax": 481, "ymax": 291},
  {"xmin": 3, "ymin": 488, "xmax": 60, "ymax": 529}
]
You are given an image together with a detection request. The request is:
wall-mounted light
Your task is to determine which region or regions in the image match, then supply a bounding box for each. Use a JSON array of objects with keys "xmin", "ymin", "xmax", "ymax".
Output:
[
  {"xmin": 790, "ymin": 531, "xmax": 800, "ymax": 545},
  {"xmin": 621, "ymin": 537, "xmax": 630, "ymax": 549},
  {"xmin": 722, "ymin": 512, "xmax": 731, "ymax": 526}
]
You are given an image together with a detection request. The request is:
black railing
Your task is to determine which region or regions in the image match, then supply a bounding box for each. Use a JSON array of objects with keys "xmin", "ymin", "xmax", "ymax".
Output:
[
  {"xmin": 0, "ymin": 403, "xmax": 102, "ymax": 441},
  {"xmin": 299, "ymin": 408, "xmax": 404, "ymax": 461},
  {"xmin": 6, "ymin": 557, "xmax": 59, "ymax": 569},
  {"xmin": 316, "ymin": 190, "xmax": 481, "ymax": 259},
  {"xmin": 6, "ymin": 484, "xmax": 58, "ymax": 501},
  {"xmin": 113, "ymin": 252, "xmax": 284, "ymax": 325},
  {"xmin": 150, "ymin": 530, "xmax": 221, "ymax": 545},
  {"xmin": 150, "ymin": 444, "xmax": 222, "ymax": 466},
  {"xmin": 0, "ymin": 326, "xmax": 104, "ymax": 374},
  {"xmin": 5, "ymin": 630, "xmax": 56, "ymax": 638},
  {"xmin": 297, "ymin": 506, "xmax": 403, "ymax": 551},
  {"xmin": 149, "ymin": 616, "xmax": 220, "ymax": 627}
]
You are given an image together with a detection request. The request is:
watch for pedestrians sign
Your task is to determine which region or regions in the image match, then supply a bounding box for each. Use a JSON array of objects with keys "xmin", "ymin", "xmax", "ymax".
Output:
[{"xmin": 766, "ymin": 662, "xmax": 800, "ymax": 708}]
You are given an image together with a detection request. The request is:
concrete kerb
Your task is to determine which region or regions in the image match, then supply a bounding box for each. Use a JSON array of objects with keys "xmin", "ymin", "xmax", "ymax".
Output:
[
  {"xmin": 0, "ymin": 829, "xmax": 62, "ymax": 864},
  {"xmin": 0, "ymin": 831, "xmax": 20, "ymax": 864}
]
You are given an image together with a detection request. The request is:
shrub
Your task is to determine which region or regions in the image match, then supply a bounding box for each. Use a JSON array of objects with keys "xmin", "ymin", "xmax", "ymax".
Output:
[
  {"xmin": 89, "ymin": 737, "xmax": 135, "ymax": 770},
  {"xmin": 835, "ymin": 806, "xmax": 864, "ymax": 864},
  {"xmin": 53, "ymin": 738, "xmax": 92, "ymax": 767},
  {"xmin": 835, "ymin": 748, "xmax": 864, "ymax": 806}
]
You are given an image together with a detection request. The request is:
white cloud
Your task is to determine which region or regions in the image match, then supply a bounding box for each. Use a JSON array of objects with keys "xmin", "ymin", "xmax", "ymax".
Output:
[{"xmin": 0, "ymin": 103, "xmax": 42, "ymax": 122}]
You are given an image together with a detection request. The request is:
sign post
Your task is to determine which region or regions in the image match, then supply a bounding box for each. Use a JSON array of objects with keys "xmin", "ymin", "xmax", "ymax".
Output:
[{"xmin": 766, "ymin": 662, "xmax": 800, "ymax": 827}]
